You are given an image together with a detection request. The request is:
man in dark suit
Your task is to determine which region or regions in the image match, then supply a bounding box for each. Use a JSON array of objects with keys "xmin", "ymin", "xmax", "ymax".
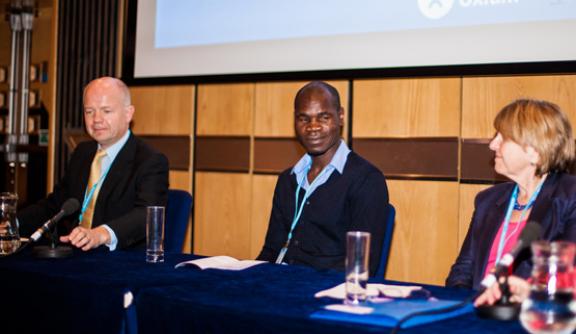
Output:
[{"xmin": 18, "ymin": 77, "xmax": 169, "ymax": 251}]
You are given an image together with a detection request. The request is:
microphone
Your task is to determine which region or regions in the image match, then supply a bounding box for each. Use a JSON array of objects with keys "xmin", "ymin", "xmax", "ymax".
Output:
[
  {"xmin": 475, "ymin": 221, "xmax": 541, "ymax": 321},
  {"xmin": 29, "ymin": 198, "xmax": 80, "ymax": 243},
  {"xmin": 479, "ymin": 221, "xmax": 542, "ymax": 289}
]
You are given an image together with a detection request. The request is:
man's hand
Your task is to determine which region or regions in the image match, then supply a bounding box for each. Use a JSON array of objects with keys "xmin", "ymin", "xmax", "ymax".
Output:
[{"xmin": 60, "ymin": 226, "xmax": 111, "ymax": 251}]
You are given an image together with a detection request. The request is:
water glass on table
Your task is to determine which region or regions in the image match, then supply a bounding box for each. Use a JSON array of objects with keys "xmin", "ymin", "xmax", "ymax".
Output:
[
  {"xmin": 146, "ymin": 206, "xmax": 165, "ymax": 263},
  {"xmin": 0, "ymin": 192, "xmax": 20, "ymax": 256},
  {"xmin": 345, "ymin": 231, "xmax": 371, "ymax": 306}
]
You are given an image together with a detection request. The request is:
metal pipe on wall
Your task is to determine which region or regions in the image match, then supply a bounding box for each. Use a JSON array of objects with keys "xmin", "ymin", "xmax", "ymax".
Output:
[
  {"xmin": 17, "ymin": 1, "xmax": 35, "ymax": 166},
  {"xmin": 3, "ymin": 0, "xmax": 36, "ymax": 195},
  {"xmin": 6, "ymin": 0, "xmax": 22, "ymax": 166}
]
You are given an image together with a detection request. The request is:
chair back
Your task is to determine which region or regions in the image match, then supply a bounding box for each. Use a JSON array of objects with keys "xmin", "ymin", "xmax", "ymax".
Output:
[
  {"xmin": 374, "ymin": 203, "xmax": 395, "ymax": 280},
  {"xmin": 165, "ymin": 189, "xmax": 193, "ymax": 253}
]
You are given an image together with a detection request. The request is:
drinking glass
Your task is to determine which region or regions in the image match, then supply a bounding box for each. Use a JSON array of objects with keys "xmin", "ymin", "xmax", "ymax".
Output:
[
  {"xmin": 345, "ymin": 231, "xmax": 371, "ymax": 305},
  {"xmin": 0, "ymin": 192, "xmax": 20, "ymax": 256},
  {"xmin": 520, "ymin": 241, "xmax": 576, "ymax": 334},
  {"xmin": 146, "ymin": 206, "xmax": 165, "ymax": 263}
]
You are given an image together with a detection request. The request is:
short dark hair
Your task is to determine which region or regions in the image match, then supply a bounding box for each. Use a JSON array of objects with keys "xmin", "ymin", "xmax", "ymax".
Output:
[{"xmin": 294, "ymin": 81, "xmax": 341, "ymax": 111}]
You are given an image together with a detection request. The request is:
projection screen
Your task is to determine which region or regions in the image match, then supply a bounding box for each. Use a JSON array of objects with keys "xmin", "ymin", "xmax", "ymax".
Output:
[{"xmin": 131, "ymin": 0, "xmax": 576, "ymax": 79}]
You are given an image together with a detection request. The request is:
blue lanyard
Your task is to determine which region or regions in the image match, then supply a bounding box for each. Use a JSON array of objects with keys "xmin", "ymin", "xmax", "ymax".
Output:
[
  {"xmin": 275, "ymin": 164, "xmax": 331, "ymax": 264},
  {"xmin": 495, "ymin": 178, "xmax": 545, "ymax": 263},
  {"xmin": 78, "ymin": 161, "xmax": 113, "ymax": 222}
]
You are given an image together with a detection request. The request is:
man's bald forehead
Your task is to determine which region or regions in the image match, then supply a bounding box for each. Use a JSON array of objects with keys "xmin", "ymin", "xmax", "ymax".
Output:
[{"xmin": 83, "ymin": 76, "xmax": 131, "ymax": 106}]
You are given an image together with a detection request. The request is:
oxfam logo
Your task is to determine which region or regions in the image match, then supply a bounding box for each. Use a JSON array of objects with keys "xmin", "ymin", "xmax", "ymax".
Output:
[{"xmin": 418, "ymin": 0, "xmax": 454, "ymax": 19}]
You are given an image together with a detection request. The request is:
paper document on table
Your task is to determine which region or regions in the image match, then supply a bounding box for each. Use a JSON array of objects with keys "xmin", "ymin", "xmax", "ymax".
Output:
[
  {"xmin": 315, "ymin": 283, "xmax": 422, "ymax": 299},
  {"xmin": 175, "ymin": 256, "xmax": 265, "ymax": 271}
]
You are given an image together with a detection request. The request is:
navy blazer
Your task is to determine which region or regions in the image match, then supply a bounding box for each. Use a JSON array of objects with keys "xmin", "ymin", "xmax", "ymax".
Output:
[
  {"xmin": 446, "ymin": 172, "xmax": 576, "ymax": 290},
  {"xmin": 18, "ymin": 134, "xmax": 169, "ymax": 249}
]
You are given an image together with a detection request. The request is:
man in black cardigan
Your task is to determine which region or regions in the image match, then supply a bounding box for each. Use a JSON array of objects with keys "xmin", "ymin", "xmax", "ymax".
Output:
[
  {"xmin": 18, "ymin": 77, "xmax": 169, "ymax": 251},
  {"xmin": 257, "ymin": 81, "xmax": 389, "ymax": 275}
]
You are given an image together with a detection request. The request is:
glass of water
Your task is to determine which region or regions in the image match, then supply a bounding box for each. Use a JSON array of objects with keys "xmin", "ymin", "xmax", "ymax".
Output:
[
  {"xmin": 0, "ymin": 192, "xmax": 20, "ymax": 256},
  {"xmin": 345, "ymin": 231, "xmax": 371, "ymax": 306},
  {"xmin": 520, "ymin": 241, "xmax": 576, "ymax": 334},
  {"xmin": 146, "ymin": 206, "xmax": 165, "ymax": 263}
]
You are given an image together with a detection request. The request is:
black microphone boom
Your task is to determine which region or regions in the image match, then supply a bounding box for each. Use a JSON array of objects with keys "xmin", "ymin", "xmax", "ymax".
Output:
[
  {"xmin": 480, "ymin": 221, "xmax": 542, "ymax": 289},
  {"xmin": 29, "ymin": 198, "xmax": 80, "ymax": 243}
]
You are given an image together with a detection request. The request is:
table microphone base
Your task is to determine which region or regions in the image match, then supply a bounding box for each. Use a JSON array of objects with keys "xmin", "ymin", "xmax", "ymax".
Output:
[
  {"xmin": 475, "ymin": 302, "xmax": 521, "ymax": 321},
  {"xmin": 32, "ymin": 245, "xmax": 73, "ymax": 258}
]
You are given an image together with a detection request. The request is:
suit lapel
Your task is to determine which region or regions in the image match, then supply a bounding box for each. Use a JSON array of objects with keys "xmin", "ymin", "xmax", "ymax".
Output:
[
  {"xmin": 527, "ymin": 173, "xmax": 558, "ymax": 236},
  {"xmin": 78, "ymin": 143, "xmax": 98, "ymax": 196},
  {"xmin": 476, "ymin": 183, "xmax": 514, "ymax": 278},
  {"xmin": 92, "ymin": 135, "xmax": 137, "ymax": 225}
]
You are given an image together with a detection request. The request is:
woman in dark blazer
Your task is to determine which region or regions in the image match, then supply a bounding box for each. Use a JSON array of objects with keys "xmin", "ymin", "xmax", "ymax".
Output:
[{"xmin": 446, "ymin": 99, "xmax": 576, "ymax": 290}]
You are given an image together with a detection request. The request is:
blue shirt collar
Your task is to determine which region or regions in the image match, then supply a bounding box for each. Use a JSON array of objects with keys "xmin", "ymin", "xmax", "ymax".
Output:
[{"xmin": 292, "ymin": 139, "xmax": 350, "ymax": 175}]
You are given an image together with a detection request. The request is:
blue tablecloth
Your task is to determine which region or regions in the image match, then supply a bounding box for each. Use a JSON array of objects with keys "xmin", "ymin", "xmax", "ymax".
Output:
[
  {"xmin": 0, "ymin": 248, "xmax": 197, "ymax": 333},
  {"xmin": 0, "ymin": 248, "xmax": 527, "ymax": 334}
]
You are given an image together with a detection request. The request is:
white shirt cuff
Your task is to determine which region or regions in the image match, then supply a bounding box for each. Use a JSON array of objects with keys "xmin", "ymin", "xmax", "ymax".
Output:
[{"xmin": 102, "ymin": 224, "xmax": 118, "ymax": 251}]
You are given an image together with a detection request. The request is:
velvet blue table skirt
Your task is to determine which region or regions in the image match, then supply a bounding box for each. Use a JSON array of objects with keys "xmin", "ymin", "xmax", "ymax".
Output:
[
  {"xmin": 135, "ymin": 262, "xmax": 527, "ymax": 334},
  {"xmin": 0, "ymin": 248, "xmax": 527, "ymax": 334},
  {"xmin": 0, "ymin": 248, "xmax": 198, "ymax": 334}
]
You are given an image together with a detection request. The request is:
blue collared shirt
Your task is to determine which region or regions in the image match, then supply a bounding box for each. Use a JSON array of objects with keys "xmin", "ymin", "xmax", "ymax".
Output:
[
  {"xmin": 96, "ymin": 129, "xmax": 131, "ymax": 251},
  {"xmin": 291, "ymin": 139, "xmax": 350, "ymax": 197}
]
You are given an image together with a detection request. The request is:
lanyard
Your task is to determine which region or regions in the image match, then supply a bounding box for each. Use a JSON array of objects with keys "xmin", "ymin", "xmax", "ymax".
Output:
[
  {"xmin": 275, "ymin": 164, "xmax": 331, "ymax": 264},
  {"xmin": 78, "ymin": 162, "xmax": 113, "ymax": 223},
  {"xmin": 495, "ymin": 178, "xmax": 545, "ymax": 263}
]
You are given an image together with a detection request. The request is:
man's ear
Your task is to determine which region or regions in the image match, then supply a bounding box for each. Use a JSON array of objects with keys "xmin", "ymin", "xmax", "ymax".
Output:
[
  {"xmin": 338, "ymin": 107, "xmax": 344, "ymax": 126},
  {"xmin": 125, "ymin": 105, "xmax": 135, "ymax": 123}
]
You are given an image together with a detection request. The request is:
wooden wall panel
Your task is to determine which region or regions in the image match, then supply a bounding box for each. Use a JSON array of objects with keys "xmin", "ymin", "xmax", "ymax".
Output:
[
  {"xmin": 462, "ymin": 75, "xmax": 576, "ymax": 138},
  {"xmin": 194, "ymin": 172, "xmax": 252, "ymax": 259},
  {"xmin": 250, "ymin": 175, "xmax": 278, "ymax": 258},
  {"xmin": 130, "ymin": 85, "xmax": 194, "ymax": 135},
  {"xmin": 386, "ymin": 180, "xmax": 459, "ymax": 285},
  {"xmin": 457, "ymin": 184, "xmax": 491, "ymax": 251},
  {"xmin": 197, "ymin": 83, "xmax": 254, "ymax": 136},
  {"xmin": 131, "ymin": 85, "xmax": 195, "ymax": 253},
  {"xmin": 353, "ymin": 78, "xmax": 461, "ymax": 137},
  {"xmin": 254, "ymin": 80, "xmax": 349, "ymax": 138}
]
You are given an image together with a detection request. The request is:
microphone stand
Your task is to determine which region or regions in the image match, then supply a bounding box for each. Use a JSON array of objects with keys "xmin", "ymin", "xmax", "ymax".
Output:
[
  {"xmin": 475, "ymin": 276, "xmax": 521, "ymax": 320},
  {"xmin": 31, "ymin": 224, "xmax": 73, "ymax": 258}
]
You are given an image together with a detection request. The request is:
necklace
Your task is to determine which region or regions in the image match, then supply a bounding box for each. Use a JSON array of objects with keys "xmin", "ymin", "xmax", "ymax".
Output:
[{"xmin": 513, "ymin": 199, "xmax": 534, "ymax": 211}]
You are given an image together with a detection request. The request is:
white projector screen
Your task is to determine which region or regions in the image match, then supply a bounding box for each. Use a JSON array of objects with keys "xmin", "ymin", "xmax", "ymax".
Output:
[{"xmin": 130, "ymin": 0, "xmax": 576, "ymax": 79}]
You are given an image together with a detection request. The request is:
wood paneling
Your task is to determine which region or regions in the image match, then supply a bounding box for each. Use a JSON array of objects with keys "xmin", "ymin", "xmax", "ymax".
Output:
[
  {"xmin": 254, "ymin": 80, "xmax": 349, "ymax": 137},
  {"xmin": 131, "ymin": 85, "xmax": 195, "ymax": 253},
  {"xmin": 458, "ymin": 184, "xmax": 491, "ymax": 252},
  {"xmin": 354, "ymin": 138, "xmax": 458, "ymax": 180},
  {"xmin": 197, "ymin": 83, "xmax": 254, "ymax": 136},
  {"xmin": 140, "ymin": 135, "xmax": 190, "ymax": 171},
  {"xmin": 462, "ymin": 75, "xmax": 576, "ymax": 138},
  {"xmin": 195, "ymin": 136, "xmax": 250, "ymax": 172},
  {"xmin": 130, "ymin": 85, "xmax": 194, "ymax": 135},
  {"xmin": 194, "ymin": 172, "xmax": 252, "ymax": 259},
  {"xmin": 250, "ymin": 174, "xmax": 278, "ymax": 258},
  {"xmin": 386, "ymin": 180, "xmax": 459, "ymax": 285},
  {"xmin": 169, "ymin": 170, "xmax": 191, "ymax": 192},
  {"xmin": 353, "ymin": 78, "xmax": 461, "ymax": 137},
  {"xmin": 253, "ymin": 138, "xmax": 305, "ymax": 174}
]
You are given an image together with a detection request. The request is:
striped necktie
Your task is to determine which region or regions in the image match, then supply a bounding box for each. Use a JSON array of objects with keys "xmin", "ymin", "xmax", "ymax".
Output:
[{"xmin": 80, "ymin": 149, "xmax": 107, "ymax": 229}]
